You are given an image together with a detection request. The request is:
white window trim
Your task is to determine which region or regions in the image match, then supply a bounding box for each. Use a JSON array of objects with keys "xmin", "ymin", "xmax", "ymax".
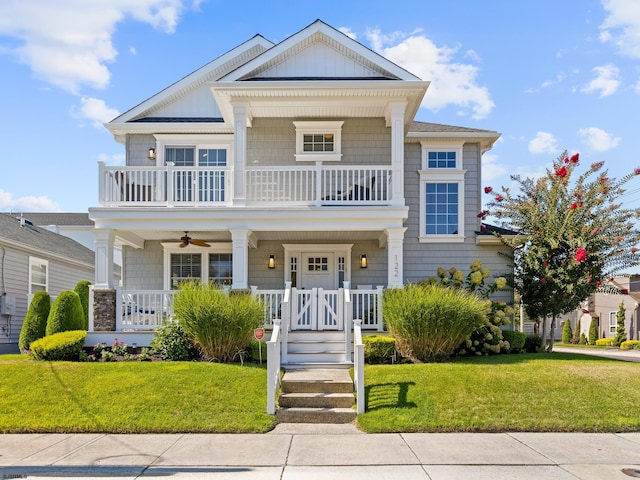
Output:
[
  {"xmin": 28, "ymin": 257, "xmax": 48, "ymax": 294},
  {"xmin": 293, "ymin": 121, "xmax": 343, "ymax": 162},
  {"xmin": 282, "ymin": 243, "xmax": 352, "ymax": 286},
  {"xmin": 419, "ymin": 169, "xmax": 467, "ymax": 243},
  {"xmin": 153, "ymin": 134, "xmax": 234, "ymax": 166},
  {"xmin": 421, "ymin": 143, "xmax": 464, "ymax": 170},
  {"xmin": 161, "ymin": 242, "xmax": 232, "ymax": 290},
  {"xmin": 609, "ymin": 311, "xmax": 617, "ymax": 334}
]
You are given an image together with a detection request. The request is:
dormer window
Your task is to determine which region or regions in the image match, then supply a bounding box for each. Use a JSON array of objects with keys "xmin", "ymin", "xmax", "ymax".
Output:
[{"xmin": 294, "ymin": 121, "xmax": 343, "ymax": 162}]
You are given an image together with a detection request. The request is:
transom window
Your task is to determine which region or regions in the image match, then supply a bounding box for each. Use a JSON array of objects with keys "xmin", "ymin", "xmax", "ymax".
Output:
[
  {"xmin": 428, "ymin": 151, "xmax": 456, "ymax": 169},
  {"xmin": 29, "ymin": 257, "xmax": 48, "ymax": 294},
  {"xmin": 294, "ymin": 121, "xmax": 343, "ymax": 162},
  {"xmin": 425, "ymin": 183, "xmax": 459, "ymax": 235},
  {"xmin": 308, "ymin": 257, "xmax": 329, "ymax": 272}
]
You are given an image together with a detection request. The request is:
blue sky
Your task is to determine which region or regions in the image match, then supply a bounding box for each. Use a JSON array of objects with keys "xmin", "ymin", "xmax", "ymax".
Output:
[{"xmin": 1, "ymin": 0, "xmax": 639, "ymax": 213}]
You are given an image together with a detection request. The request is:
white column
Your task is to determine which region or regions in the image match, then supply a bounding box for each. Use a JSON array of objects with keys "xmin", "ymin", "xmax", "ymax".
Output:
[
  {"xmin": 388, "ymin": 101, "xmax": 407, "ymax": 207},
  {"xmin": 232, "ymin": 103, "xmax": 248, "ymax": 206},
  {"xmin": 230, "ymin": 229, "xmax": 250, "ymax": 289},
  {"xmin": 94, "ymin": 229, "xmax": 115, "ymax": 288},
  {"xmin": 386, "ymin": 227, "xmax": 406, "ymax": 288}
]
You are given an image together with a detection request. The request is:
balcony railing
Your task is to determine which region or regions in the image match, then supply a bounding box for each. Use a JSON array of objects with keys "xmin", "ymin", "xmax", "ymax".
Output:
[{"xmin": 99, "ymin": 162, "xmax": 392, "ymax": 207}]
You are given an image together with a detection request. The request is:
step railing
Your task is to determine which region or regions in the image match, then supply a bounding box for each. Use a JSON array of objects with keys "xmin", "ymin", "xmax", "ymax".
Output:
[
  {"xmin": 266, "ymin": 320, "xmax": 282, "ymax": 415},
  {"xmin": 353, "ymin": 319, "xmax": 365, "ymax": 414}
]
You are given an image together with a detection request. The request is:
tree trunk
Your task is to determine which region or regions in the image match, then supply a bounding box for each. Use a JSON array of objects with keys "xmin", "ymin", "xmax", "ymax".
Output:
[
  {"xmin": 541, "ymin": 316, "xmax": 548, "ymax": 349},
  {"xmin": 547, "ymin": 314, "xmax": 557, "ymax": 353}
]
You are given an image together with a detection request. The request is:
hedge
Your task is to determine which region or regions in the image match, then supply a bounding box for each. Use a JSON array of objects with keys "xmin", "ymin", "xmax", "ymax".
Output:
[{"xmin": 30, "ymin": 330, "xmax": 87, "ymax": 361}]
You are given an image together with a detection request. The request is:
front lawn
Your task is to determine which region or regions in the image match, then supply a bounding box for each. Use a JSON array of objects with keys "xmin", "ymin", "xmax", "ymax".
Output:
[
  {"xmin": 358, "ymin": 352, "xmax": 640, "ymax": 433},
  {"xmin": 0, "ymin": 355, "xmax": 275, "ymax": 433}
]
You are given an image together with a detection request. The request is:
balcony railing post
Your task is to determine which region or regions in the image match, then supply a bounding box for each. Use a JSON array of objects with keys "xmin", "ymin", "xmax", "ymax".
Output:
[
  {"xmin": 315, "ymin": 161, "xmax": 322, "ymax": 207},
  {"xmin": 166, "ymin": 161, "xmax": 174, "ymax": 206}
]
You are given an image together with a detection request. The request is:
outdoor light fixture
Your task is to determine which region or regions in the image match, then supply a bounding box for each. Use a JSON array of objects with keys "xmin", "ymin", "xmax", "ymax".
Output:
[
  {"xmin": 360, "ymin": 254, "xmax": 368, "ymax": 268},
  {"xmin": 268, "ymin": 255, "xmax": 276, "ymax": 269},
  {"xmin": 148, "ymin": 147, "xmax": 156, "ymax": 160}
]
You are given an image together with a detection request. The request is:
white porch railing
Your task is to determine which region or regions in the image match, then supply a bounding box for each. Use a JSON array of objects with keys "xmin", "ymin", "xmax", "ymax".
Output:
[
  {"xmin": 351, "ymin": 286, "xmax": 385, "ymax": 331},
  {"xmin": 98, "ymin": 162, "xmax": 392, "ymax": 207},
  {"xmin": 266, "ymin": 320, "xmax": 281, "ymax": 415},
  {"xmin": 116, "ymin": 289, "xmax": 176, "ymax": 331},
  {"xmin": 353, "ymin": 319, "xmax": 365, "ymax": 414},
  {"xmin": 251, "ymin": 287, "xmax": 284, "ymax": 326}
]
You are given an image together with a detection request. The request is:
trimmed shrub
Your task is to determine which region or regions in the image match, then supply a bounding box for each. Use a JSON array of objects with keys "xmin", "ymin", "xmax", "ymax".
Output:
[
  {"xmin": 363, "ymin": 335, "xmax": 396, "ymax": 363},
  {"xmin": 173, "ymin": 281, "xmax": 264, "ymax": 362},
  {"xmin": 579, "ymin": 333, "xmax": 587, "ymax": 344},
  {"xmin": 30, "ymin": 330, "xmax": 86, "ymax": 361},
  {"xmin": 595, "ymin": 338, "xmax": 613, "ymax": 346},
  {"xmin": 382, "ymin": 283, "xmax": 490, "ymax": 362},
  {"xmin": 150, "ymin": 319, "xmax": 200, "ymax": 361},
  {"xmin": 613, "ymin": 301, "xmax": 627, "ymax": 347},
  {"xmin": 588, "ymin": 317, "xmax": 598, "ymax": 345},
  {"xmin": 620, "ymin": 340, "xmax": 640, "ymax": 350},
  {"xmin": 18, "ymin": 291, "xmax": 50, "ymax": 352},
  {"xmin": 524, "ymin": 333, "xmax": 543, "ymax": 353},
  {"xmin": 571, "ymin": 319, "xmax": 581, "ymax": 344},
  {"xmin": 502, "ymin": 330, "xmax": 527, "ymax": 353},
  {"xmin": 74, "ymin": 280, "xmax": 92, "ymax": 330},
  {"xmin": 45, "ymin": 291, "xmax": 85, "ymax": 336},
  {"xmin": 561, "ymin": 320, "xmax": 573, "ymax": 344}
]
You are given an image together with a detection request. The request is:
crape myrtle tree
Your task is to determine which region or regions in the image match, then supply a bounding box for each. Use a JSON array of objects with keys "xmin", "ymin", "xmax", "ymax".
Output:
[{"xmin": 480, "ymin": 151, "xmax": 640, "ymax": 352}]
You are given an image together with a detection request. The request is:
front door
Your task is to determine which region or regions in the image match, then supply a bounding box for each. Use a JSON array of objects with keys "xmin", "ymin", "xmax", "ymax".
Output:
[{"xmin": 300, "ymin": 253, "xmax": 336, "ymax": 290}]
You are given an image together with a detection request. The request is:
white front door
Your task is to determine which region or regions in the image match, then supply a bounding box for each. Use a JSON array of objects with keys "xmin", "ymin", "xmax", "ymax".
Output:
[{"xmin": 300, "ymin": 253, "xmax": 336, "ymax": 290}]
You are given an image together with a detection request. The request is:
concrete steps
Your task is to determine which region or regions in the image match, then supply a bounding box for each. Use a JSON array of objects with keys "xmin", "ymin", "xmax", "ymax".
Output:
[
  {"xmin": 276, "ymin": 369, "xmax": 356, "ymax": 424},
  {"xmin": 286, "ymin": 331, "xmax": 348, "ymax": 365}
]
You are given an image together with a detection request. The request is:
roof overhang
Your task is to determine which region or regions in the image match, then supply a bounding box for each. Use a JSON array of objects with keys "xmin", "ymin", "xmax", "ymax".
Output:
[
  {"xmin": 104, "ymin": 121, "xmax": 234, "ymax": 144},
  {"xmin": 407, "ymin": 130, "xmax": 501, "ymax": 154}
]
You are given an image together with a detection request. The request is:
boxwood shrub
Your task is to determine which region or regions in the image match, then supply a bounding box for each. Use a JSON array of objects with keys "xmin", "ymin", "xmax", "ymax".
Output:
[
  {"xmin": 46, "ymin": 290, "xmax": 85, "ymax": 335},
  {"xmin": 363, "ymin": 335, "xmax": 396, "ymax": 363},
  {"xmin": 150, "ymin": 319, "xmax": 200, "ymax": 361},
  {"xmin": 501, "ymin": 330, "xmax": 527, "ymax": 353},
  {"xmin": 30, "ymin": 330, "xmax": 87, "ymax": 361},
  {"xmin": 595, "ymin": 338, "xmax": 613, "ymax": 346},
  {"xmin": 524, "ymin": 333, "xmax": 543, "ymax": 353},
  {"xmin": 18, "ymin": 290, "xmax": 50, "ymax": 352},
  {"xmin": 620, "ymin": 340, "xmax": 640, "ymax": 350},
  {"xmin": 74, "ymin": 280, "xmax": 92, "ymax": 330}
]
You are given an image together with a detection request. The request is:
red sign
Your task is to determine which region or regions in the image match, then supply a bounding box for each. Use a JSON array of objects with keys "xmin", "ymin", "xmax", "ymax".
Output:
[{"xmin": 254, "ymin": 328, "xmax": 265, "ymax": 341}]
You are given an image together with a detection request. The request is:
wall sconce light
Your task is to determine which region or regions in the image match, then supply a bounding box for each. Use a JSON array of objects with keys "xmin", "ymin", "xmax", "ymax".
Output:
[
  {"xmin": 148, "ymin": 147, "xmax": 156, "ymax": 160},
  {"xmin": 360, "ymin": 254, "xmax": 368, "ymax": 269},
  {"xmin": 268, "ymin": 255, "xmax": 276, "ymax": 269}
]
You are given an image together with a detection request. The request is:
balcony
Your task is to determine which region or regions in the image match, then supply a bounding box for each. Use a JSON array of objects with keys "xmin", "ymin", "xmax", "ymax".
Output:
[{"xmin": 98, "ymin": 162, "xmax": 393, "ymax": 207}]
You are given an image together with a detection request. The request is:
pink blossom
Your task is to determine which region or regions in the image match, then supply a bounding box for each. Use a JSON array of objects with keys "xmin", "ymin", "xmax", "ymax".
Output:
[
  {"xmin": 574, "ymin": 248, "xmax": 587, "ymax": 263},
  {"xmin": 570, "ymin": 203, "xmax": 577, "ymax": 210},
  {"xmin": 569, "ymin": 153, "xmax": 579, "ymax": 163},
  {"xmin": 495, "ymin": 195, "xmax": 503, "ymax": 202},
  {"xmin": 484, "ymin": 186, "xmax": 493, "ymax": 194},
  {"xmin": 555, "ymin": 166, "xmax": 568, "ymax": 177}
]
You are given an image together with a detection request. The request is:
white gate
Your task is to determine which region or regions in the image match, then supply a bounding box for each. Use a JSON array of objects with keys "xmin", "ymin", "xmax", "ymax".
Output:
[{"xmin": 290, "ymin": 287, "xmax": 344, "ymax": 331}]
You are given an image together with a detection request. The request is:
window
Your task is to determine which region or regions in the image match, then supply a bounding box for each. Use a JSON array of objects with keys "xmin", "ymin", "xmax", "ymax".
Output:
[
  {"xmin": 609, "ymin": 311, "xmax": 618, "ymax": 334},
  {"xmin": 208, "ymin": 254, "xmax": 232, "ymax": 285},
  {"xmin": 294, "ymin": 121, "xmax": 343, "ymax": 162},
  {"xmin": 308, "ymin": 257, "xmax": 329, "ymax": 272},
  {"xmin": 163, "ymin": 243, "xmax": 232, "ymax": 290},
  {"xmin": 29, "ymin": 257, "xmax": 48, "ymax": 294},
  {"xmin": 419, "ymin": 143, "xmax": 466, "ymax": 243},
  {"xmin": 425, "ymin": 183, "xmax": 459, "ymax": 235},
  {"xmin": 170, "ymin": 253, "xmax": 201, "ymax": 289},
  {"xmin": 164, "ymin": 146, "xmax": 228, "ymax": 203},
  {"xmin": 166, "ymin": 147, "xmax": 195, "ymax": 166}
]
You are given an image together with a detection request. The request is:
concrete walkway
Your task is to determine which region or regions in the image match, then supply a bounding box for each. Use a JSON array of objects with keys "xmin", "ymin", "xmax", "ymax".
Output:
[
  {"xmin": 553, "ymin": 345, "xmax": 640, "ymax": 363},
  {"xmin": 2, "ymin": 426, "xmax": 640, "ymax": 479}
]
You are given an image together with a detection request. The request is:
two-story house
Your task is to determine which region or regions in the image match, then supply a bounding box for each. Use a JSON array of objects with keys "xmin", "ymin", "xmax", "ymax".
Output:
[{"xmin": 88, "ymin": 20, "xmax": 510, "ymax": 363}]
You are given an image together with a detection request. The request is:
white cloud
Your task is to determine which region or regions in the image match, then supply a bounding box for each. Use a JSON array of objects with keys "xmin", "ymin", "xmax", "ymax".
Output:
[
  {"xmin": 0, "ymin": 0, "xmax": 190, "ymax": 94},
  {"xmin": 578, "ymin": 127, "xmax": 621, "ymax": 152},
  {"xmin": 338, "ymin": 27, "xmax": 357, "ymax": 40},
  {"xmin": 372, "ymin": 31, "xmax": 494, "ymax": 119},
  {"xmin": 481, "ymin": 153, "xmax": 508, "ymax": 181},
  {"xmin": 98, "ymin": 153, "xmax": 126, "ymax": 166},
  {"xmin": 0, "ymin": 189, "xmax": 61, "ymax": 212},
  {"xmin": 71, "ymin": 97, "xmax": 120, "ymax": 128},
  {"xmin": 600, "ymin": 0, "xmax": 640, "ymax": 59},
  {"xmin": 529, "ymin": 132, "xmax": 560, "ymax": 155},
  {"xmin": 581, "ymin": 64, "xmax": 621, "ymax": 97}
]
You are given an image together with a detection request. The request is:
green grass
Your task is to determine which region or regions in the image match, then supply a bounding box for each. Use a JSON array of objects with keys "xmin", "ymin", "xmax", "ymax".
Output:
[
  {"xmin": 358, "ymin": 352, "xmax": 640, "ymax": 433},
  {"xmin": 0, "ymin": 355, "xmax": 275, "ymax": 433}
]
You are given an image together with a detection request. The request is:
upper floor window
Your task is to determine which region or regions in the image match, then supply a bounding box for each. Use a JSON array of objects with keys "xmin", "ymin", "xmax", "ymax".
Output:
[
  {"xmin": 427, "ymin": 151, "xmax": 457, "ymax": 169},
  {"xmin": 29, "ymin": 257, "xmax": 48, "ymax": 294},
  {"xmin": 294, "ymin": 121, "xmax": 343, "ymax": 162},
  {"xmin": 422, "ymin": 145, "xmax": 463, "ymax": 170}
]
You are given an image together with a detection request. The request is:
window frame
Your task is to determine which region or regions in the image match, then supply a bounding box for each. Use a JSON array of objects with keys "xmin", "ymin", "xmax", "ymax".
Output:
[
  {"xmin": 28, "ymin": 257, "xmax": 48, "ymax": 294},
  {"xmin": 293, "ymin": 121, "xmax": 343, "ymax": 162},
  {"xmin": 162, "ymin": 242, "xmax": 233, "ymax": 290},
  {"xmin": 609, "ymin": 311, "xmax": 618, "ymax": 334},
  {"xmin": 421, "ymin": 145, "xmax": 463, "ymax": 170}
]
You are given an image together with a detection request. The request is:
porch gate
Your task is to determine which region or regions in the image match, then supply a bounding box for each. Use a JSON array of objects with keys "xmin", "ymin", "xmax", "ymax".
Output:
[{"xmin": 290, "ymin": 287, "xmax": 344, "ymax": 331}]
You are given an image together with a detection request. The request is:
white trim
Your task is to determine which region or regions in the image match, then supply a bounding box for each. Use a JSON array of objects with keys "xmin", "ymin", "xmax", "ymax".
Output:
[
  {"xmin": 293, "ymin": 121, "xmax": 343, "ymax": 162},
  {"xmin": 28, "ymin": 257, "xmax": 48, "ymax": 295},
  {"xmin": 153, "ymin": 134, "xmax": 234, "ymax": 167},
  {"xmin": 161, "ymin": 242, "xmax": 232, "ymax": 290},
  {"xmin": 282, "ymin": 244, "xmax": 353, "ymax": 288},
  {"xmin": 418, "ymin": 169, "xmax": 467, "ymax": 243},
  {"xmin": 420, "ymin": 143, "xmax": 464, "ymax": 170}
]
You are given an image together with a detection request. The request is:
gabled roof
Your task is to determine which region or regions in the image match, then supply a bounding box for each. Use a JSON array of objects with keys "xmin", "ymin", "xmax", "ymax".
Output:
[
  {"xmin": 13, "ymin": 212, "xmax": 93, "ymax": 226},
  {"xmin": 0, "ymin": 213, "xmax": 94, "ymax": 267},
  {"xmin": 408, "ymin": 121, "xmax": 501, "ymax": 153}
]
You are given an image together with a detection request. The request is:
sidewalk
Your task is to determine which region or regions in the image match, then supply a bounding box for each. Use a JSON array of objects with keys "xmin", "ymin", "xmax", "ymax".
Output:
[
  {"xmin": 553, "ymin": 345, "xmax": 640, "ymax": 363},
  {"xmin": 2, "ymin": 425, "xmax": 640, "ymax": 479}
]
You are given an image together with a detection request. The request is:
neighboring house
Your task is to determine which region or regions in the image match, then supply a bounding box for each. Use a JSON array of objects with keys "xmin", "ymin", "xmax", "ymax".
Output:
[
  {"xmin": 0, "ymin": 213, "xmax": 96, "ymax": 353},
  {"xmin": 88, "ymin": 20, "xmax": 511, "ymax": 362},
  {"xmin": 583, "ymin": 276, "xmax": 640, "ymax": 341},
  {"xmin": 12, "ymin": 213, "xmax": 122, "ymax": 267}
]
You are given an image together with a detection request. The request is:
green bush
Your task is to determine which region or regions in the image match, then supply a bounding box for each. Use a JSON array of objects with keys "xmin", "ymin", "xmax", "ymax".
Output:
[
  {"xmin": 501, "ymin": 330, "xmax": 527, "ymax": 353},
  {"xmin": 595, "ymin": 338, "xmax": 612, "ymax": 346},
  {"xmin": 620, "ymin": 340, "xmax": 640, "ymax": 350},
  {"xmin": 30, "ymin": 330, "xmax": 86, "ymax": 361},
  {"xmin": 579, "ymin": 333, "xmax": 587, "ymax": 345},
  {"xmin": 588, "ymin": 317, "xmax": 598, "ymax": 345},
  {"xmin": 18, "ymin": 291, "xmax": 50, "ymax": 352},
  {"xmin": 249, "ymin": 339, "xmax": 268, "ymax": 362},
  {"xmin": 561, "ymin": 320, "xmax": 573, "ymax": 344},
  {"xmin": 571, "ymin": 319, "xmax": 581, "ymax": 344},
  {"xmin": 524, "ymin": 333, "xmax": 543, "ymax": 353},
  {"xmin": 74, "ymin": 280, "xmax": 92, "ymax": 330},
  {"xmin": 363, "ymin": 335, "xmax": 396, "ymax": 363},
  {"xmin": 382, "ymin": 283, "xmax": 490, "ymax": 362},
  {"xmin": 150, "ymin": 319, "xmax": 200, "ymax": 361},
  {"xmin": 45, "ymin": 291, "xmax": 85, "ymax": 336},
  {"xmin": 173, "ymin": 281, "xmax": 264, "ymax": 362}
]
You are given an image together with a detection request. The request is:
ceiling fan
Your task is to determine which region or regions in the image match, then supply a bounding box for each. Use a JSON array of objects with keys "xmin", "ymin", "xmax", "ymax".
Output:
[{"xmin": 179, "ymin": 231, "xmax": 210, "ymax": 248}]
